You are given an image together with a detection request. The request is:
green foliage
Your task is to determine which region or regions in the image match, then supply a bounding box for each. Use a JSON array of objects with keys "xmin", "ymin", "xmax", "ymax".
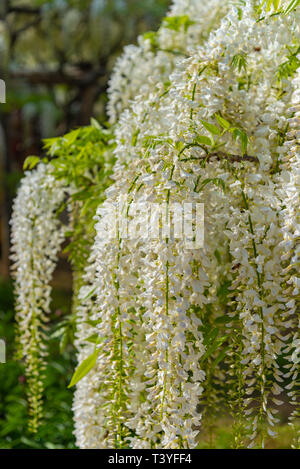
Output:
[
  {"xmin": 23, "ymin": 156, "xmax": 41, "ymax": 171},
  {"xmin": 276, "ymin": 45, "xmax": 300, "ymax": 81},
  {"xmin": 215, "ymin": 115, "xmax": 231, "ymax": 130},
  {"xmin": 162, "ymin": 15, "xmax": 194, "ymax": 33},
  {"xmin": 49, "ymin": 316, "xmax": 76, "ymax": 354},
  {"xmin": 180, "ymin": 114, "xmax": 249, "ymax": 162},
  {"xmin": 200, "ymin": 120, "xmax": 221, "ymax": 136},
  {"xmin": 231, "ymin": 53, "xmax": 248, "ymax": 73},
  {"xmin": 230, "ymin": 127, "xmax": 249, "ymax": 155},
  {"xmin": 284, "ymin": 0, "xmax": 300, "ymax": 14},
  {"xmin": 0, "ymin": 280, "xmax": 75, "ymax": 449},
  {"xmin": 260, "ymin": 0, "xmax": 282, "ymax": 12},
  {"xmin": 196, "ymin": 177, "xmax": 226, "ymax": 193},
  {"xmin": 43, "ymin": 122, "xmax": 116, "ymax": 271},
  {"xmin": 201, "ymin": 329, "xmax": 229, "ymax": 364},
  {"xmin": 257, "ymin": 0, "xmax": 299, "ymax": 17},
  {"xmin": 196, "ymin": 135, "xmax": 214, "ymax": 146},
  {"xmin": 143, "ymin": 31, "xmax": 159, "ymax": 50},
  {"xmin": 68, "ymin": 349, "xmax": 99, "ymax": 388}
]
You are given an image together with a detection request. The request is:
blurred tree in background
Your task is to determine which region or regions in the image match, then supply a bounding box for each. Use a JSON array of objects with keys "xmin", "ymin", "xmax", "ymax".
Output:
[{"xmin": 0, "ymin": 0, "xmax": 170, "ymax": 277}]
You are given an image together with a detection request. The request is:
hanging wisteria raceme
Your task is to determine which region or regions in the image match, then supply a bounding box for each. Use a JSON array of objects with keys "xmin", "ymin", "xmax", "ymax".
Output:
[
  {"xmin": 72, "ymin": 156, "xmax": 151, "ymax": 448},
  {"xmin": 276, "ymin": 72, "xmax": 300, "ymax": 447},
  {"xmin": 10, "ymin": 164, "xmax": 66, "ymax": 432},
  {"xmin": 11, "ymin": 0, "xmax": 300, "ymax": 449},
  {"xmin": 72, "ymin": 249, "xmax": 106, "ymax": 449},
  {"xmin": 122, "ymin": 155, "xmax": 209, "ymax": 449}
]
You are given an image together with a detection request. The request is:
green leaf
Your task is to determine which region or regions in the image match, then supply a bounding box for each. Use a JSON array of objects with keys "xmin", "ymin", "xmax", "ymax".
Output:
[
  {"xmin": 203, "ymin": 327, "xmax": 220, "ymax": 346},
  {"xmin": 90, "ymin": 117, "xmax": 101, "ymax": 130},
  {"xmin": 196, "ymin": 135, "xmax": 213, "ymax": 146},
  {"xmin": 68, "ymin": 349, "xmax": 99, "ymax": 388},
  {"xmin": 197, "ymin": 177, "xmax": 225, "ymax": 193},
  {"xmin": 276, "ymin": 45, "xmax": 300, "ymax": 81},
  {"xmin": 85, "ymin": 334, "xmax": 104, "ymax": 345},
  {"xmin": 197, "ymin": 178, "xmax": 214, "ymax": 191},
  {"xmin": 81, "ymin": 287, "xmax": 96, "ymax": 301},
  {"xmin": 231, "ymin": 53, "xmax": 247, "ymax": 73},
  {"xmin": 23, "ymin": 156, "xmax": 40, "ymax": 170},
  {"xmin": 59, "ymin": 330, "xmax": 69, "ymax": 353},
  {"xmin": 260, "ymin": 0, "xmax": 273, "ymax": 12},
  {"xmin": 284, "ymin": 0, "xmax": 300, "ymax": 14},
  {"xmin": 201, "ymin": 336, "xmax": 228, "ymax": 363},
  {"xmin": 214, "ymin": 315, "xmax": 234, "ymax": 325},
  {"xmin": 49, "ymin": 327, "xmax": 66, "ymax": 340},
  {"xmin": 215, "ymin": 114, "xmax": 231, "ymax": 130},
  {"xmin": 131, "ymin": 129, "xmax": 140, "ymax": 147},
  {"xmin": 214, "ymin": 249, "xmax": 222, "ymax": 265},
  {"xmin": 211, "ymin": 346, "xmax": 231, "ymax": 371},
  {"xmin": 200, "ymin": 120, "xmax": 221, "ymax": 136},
  {"xmin": 231, "ymin": 127, "xmax": 249, "ymax": 155},
  {"xmin": 20, "ymin": 437, "xmax": 42, "ymax": 449},
  {"xmin": 84, "ymin": 319, "xmax": 100, "ymax": 327},
  {"xmin": 163, "ymin": 15, "xmax": 194, "ymax": 33},
  {"xmin": 64, "ymin": 128, "xmax": 80, "ymax": 145},
  {"xmin": 214, "ymin": 178, "xmax": 226, "ymax": 191},
  {"xmin": 259, "ymin": 0, "xmax": 297, "ymax": 13},
  {"xmin": 143, "ymin": 31, "xmax": 158, "ymax": 48}
]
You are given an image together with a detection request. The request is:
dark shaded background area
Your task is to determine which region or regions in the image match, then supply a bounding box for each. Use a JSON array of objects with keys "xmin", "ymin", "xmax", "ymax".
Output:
[{"xmin": 0, "ymin": 0, "xmax": 170, "ymax": 449}]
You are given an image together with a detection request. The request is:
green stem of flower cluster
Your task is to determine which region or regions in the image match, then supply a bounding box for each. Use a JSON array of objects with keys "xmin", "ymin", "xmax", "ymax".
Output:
[{"xmin": 241, "ymin": 189, "xmax": 267, "ymax": 447}]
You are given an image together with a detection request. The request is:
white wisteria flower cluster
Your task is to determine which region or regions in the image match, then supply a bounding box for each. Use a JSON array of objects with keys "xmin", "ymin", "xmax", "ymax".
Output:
[
  {"xmin": 11, "ymin": 0, "xmax": 299, "ymax": 449},
  {"xmin": 11, "ymin": 164, "xmax": 67, "ymax": 432}
]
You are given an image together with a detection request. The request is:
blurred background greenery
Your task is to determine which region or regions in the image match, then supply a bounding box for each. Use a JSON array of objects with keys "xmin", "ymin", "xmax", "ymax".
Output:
[
  {"xmin": 0, "ymin": 278, "xmax": 76, "ymax": 448},
  {"xmin": 0, "ymin": 0, "xmax": 170, "ymax": 449}
]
